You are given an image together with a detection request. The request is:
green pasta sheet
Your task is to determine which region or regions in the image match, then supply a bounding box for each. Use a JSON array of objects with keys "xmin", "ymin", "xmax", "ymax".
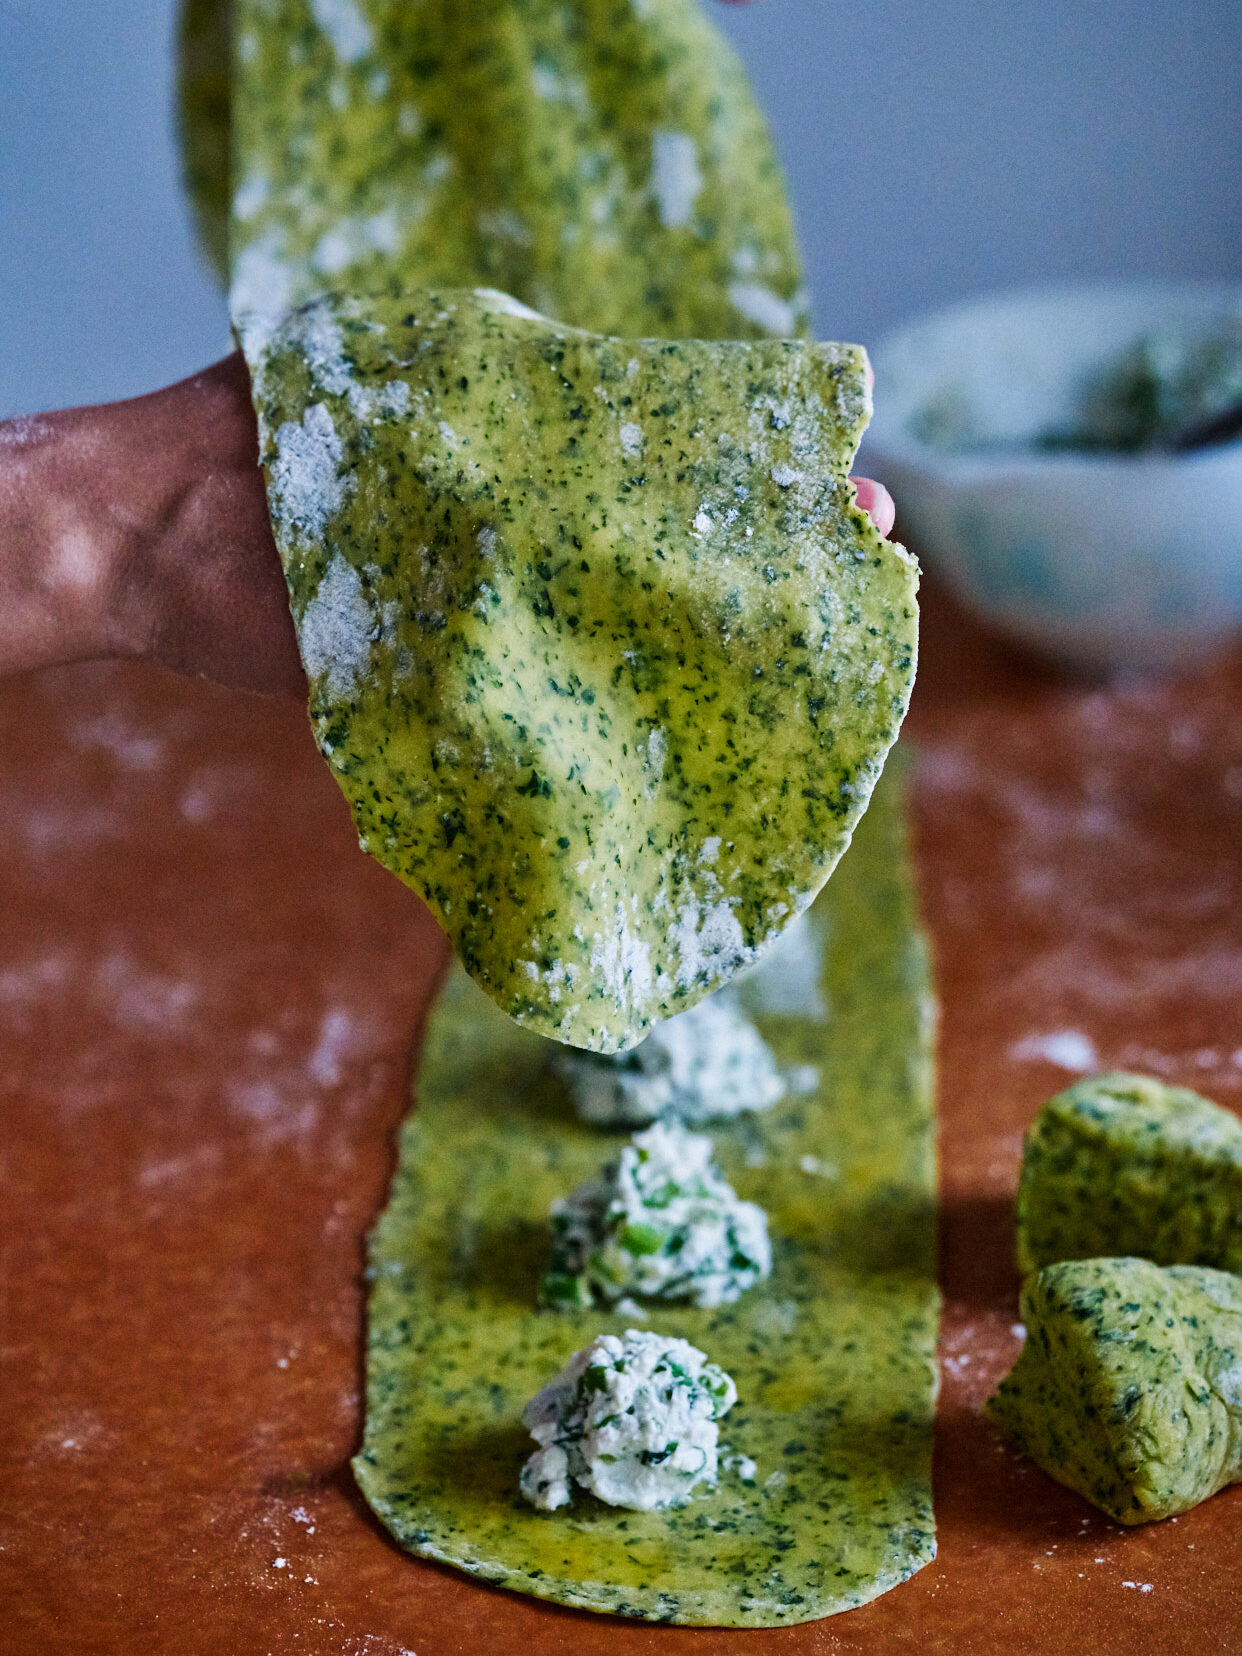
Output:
[
  {"xmin": 215, "ymin": 0, "xmax": 808, "ymax": 346},
  {"xmin": 354, "ymin": 764, "xmax": 938, "ymax": 1627},
  {"xmin": 244, "ymin": 287, "xmax": 918, "ymax": 1052}
]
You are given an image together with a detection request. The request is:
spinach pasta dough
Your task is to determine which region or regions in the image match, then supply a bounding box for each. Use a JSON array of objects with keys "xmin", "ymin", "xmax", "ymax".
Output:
[
  {"xmin": 987, "ymin": 1257, "xmax": 1242, "ymax": 1525},
  {"xmin": 245, "ymin": 288, "xmax": 917, "ymax": 1049},
  {"xmin": 180, "ymin": 0, "xmax": 808, "ymax": 345},
  {"xmin": 1016, "ymin": 1072, "xmax": 1242, "ymax": 1276},
  {"xmin": 355, "ymin": 770, "xmax": 939, "ymax": 1625}
]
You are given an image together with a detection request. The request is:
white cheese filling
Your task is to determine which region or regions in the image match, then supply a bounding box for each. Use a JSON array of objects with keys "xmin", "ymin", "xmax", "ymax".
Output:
[
  {"xmin": 555, "ymin": 991, "xmax": 785, "ymax": 1127},
  {"xmin": 519, "ymin": 1329, "xmax": 737, "ymax": 1512},
  {"xmin": 542, "ymin": 1120, "xmax": 771, "ymax": 1310}
]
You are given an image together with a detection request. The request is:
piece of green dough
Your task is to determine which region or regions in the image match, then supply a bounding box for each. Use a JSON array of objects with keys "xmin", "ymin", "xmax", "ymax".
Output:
[
  {"xmin": 354, "ymin": 766, "xmax": 938, "ymax": 1624},
  {"xmin": 986, "ymin": 1257, "xmax": 1242, "ymax": 1525},
  {"xmin": 1016, "ymin": 1072, "xmax": 1242, "ymax": 1276},
  {"xmin": 243, "ymin": 287, "xmax": 917, "ymax": 1049},
  {"xmin": 179, "ymin": 0, "xmax": 808, "ymax": 344}
]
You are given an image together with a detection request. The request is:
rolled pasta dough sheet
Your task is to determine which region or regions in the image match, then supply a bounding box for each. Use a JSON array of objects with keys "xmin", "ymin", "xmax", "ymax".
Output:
[{"xmin": 243, "ymin": 288, "xmax": 917, "ymax": 1048}]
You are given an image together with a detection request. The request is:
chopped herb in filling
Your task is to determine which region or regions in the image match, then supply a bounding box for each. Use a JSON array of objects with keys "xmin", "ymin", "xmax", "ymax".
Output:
[
  {"xmin": 542, "ymin": 1119, "xmax": 771, "ymax": 1311},
  {"xmin": 520, "ymin": 1329, "xmax": 737, "ymax": 1511}
]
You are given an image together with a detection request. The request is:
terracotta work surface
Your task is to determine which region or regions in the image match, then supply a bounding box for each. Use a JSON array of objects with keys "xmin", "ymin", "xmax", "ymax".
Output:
[{"xmin": 3, "ymin": 580, "xmax": 1241, "ymax": 1653}]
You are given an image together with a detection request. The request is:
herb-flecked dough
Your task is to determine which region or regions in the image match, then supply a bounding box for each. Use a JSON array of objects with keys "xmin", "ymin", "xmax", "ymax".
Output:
[
  {"xmin": 246, "ymin": 288, "xmax": 918, "ymax": 1050},
  {"xmin": 987, "ymin": 1257, "xmax": 1242, "ymax": 1525},
  {"xmin": 354, "ymin": 770, "xmax": 939, "ymax": 1625},
  {"xmin": 1016, "ymin": 1072, "xmax": 1242, "ymax": 1276},
  {"xmin": 212, "ymin": 0, "xmax": 808, "ymax": 345}
]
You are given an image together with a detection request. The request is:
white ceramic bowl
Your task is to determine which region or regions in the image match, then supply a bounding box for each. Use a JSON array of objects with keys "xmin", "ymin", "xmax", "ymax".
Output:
[{"xmin": 860, "ymin": 281, "xmax": 1242, "ymax": 674}]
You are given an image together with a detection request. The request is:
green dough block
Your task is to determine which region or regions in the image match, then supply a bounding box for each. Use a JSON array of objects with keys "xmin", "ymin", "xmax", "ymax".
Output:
[
  {"xmin": 354, "ymin": 765, "xmax": 939, "ymax": 1625},
  {"xmin": 244, "ymin": 287, "xmax": 917, "ymax": 1050},
  {"xmin": 211, "ymin": 0, "xmax": 808, "ymax": 345},
  {"xmin": 986, "ymin": 1257, "xmax": 1242, "ymax": 1525},
  {"xmin": 1016, "ymin": 1072, "xmax": 1242, "ymax": 1276}
]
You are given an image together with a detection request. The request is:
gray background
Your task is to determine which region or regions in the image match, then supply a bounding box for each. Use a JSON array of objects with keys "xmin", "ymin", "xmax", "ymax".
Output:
[{"xmin": 2, "ymin": 0, "xmax": 1239, "ymax": 417}]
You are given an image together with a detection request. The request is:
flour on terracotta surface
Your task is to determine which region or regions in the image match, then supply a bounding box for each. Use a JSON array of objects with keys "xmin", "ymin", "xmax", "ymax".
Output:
[
  {"xmin": 297, "ymin": 552, "xmax": 375, "ymax": 700},
  {"xmin": 1011, "ymin": 1030, "xmax": 1098, "ymax": 1072},
  {"xmin": 650, "ymin": 131, "xmax": 702, "ymax": 229},
  {"xmin": 68, "ymin": 709, "xmax": 165, "ymax": 772},
  {"xmin": 306, "ymin": 1006, "xmax": 362, "ymax": 1086}
]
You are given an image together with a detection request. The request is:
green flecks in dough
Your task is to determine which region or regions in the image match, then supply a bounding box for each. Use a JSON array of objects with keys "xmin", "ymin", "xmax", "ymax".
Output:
[
  {"xmin": 353, "ymin": 765, "xmax": 939, "ymax": 1626},
  {"xmin": 986, "ymin": 1257, "xmax": 1242, "ymax": 1525},
  {"xmin": 225, "ymin": 0, "xmax": 808, "ymax": 348},
  {"xmin": 1016, "ymin": 1072, "xmax": 1242, "ymax": 1277},
  {"xmin": 243, "ymin": 287, "xmax": 918, "ymax": 1050}
]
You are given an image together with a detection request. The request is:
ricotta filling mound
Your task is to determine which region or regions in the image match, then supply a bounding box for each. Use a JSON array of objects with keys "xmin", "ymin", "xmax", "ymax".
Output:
[
  {"xmin": 555, "ymin": 992, "xmax": 785, "ymax": 1127},
  {"xmin": 542, "ymin": 1120, "xmax": 772, "ymax": 1311},
  {"xmin": 519, "ymin": 1329, "xmax": 737, "ymax": 1512}
]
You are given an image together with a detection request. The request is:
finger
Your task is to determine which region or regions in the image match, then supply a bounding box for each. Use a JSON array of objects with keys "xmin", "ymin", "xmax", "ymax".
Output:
[{"xmin": 850, "ymin": 476, "xmax": 895, "ymax": 538}]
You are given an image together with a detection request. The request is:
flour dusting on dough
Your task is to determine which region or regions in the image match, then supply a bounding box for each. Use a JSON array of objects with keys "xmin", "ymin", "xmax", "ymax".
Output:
[
  {"xmin": 309, "ymin": 0, "xmax": 372, "ymax": 64},
  {"xmin": 297, "ymin": 552, "xmax": 374, "ymax": 701},
  {"xmin": 650, "ymin": 131, "xmax": 703, "ymax": 229},
  {"xmin": 671, "ymin": 895, "xmax": 756, "ymax": 991},
  {"xmin": 591, "ymin": 901, "xmax": 655, "ymax": 1022},
  {"xmin": 270, "ymin": 403, "xmax": 352, "ymax": 543},
  {"xmin": 728, "ymin": 281, "xmax": 797, "ymax": 338}
]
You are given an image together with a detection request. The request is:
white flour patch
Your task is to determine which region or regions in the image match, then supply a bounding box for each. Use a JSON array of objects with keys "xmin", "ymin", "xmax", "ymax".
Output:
[
  {"xmin": 619, "ymin": 421, "xmax": 644, "ymax": 456},
  {"xmin": 644, "ymin": 727, "xmax": 667, "ymax": 795},
  {"xmin": 95, "ymin": 950, "xmax": 199, "ymax": 1033},
  {"xmin": 477, "ymin": 207, "xmax": 533, "ymax": 246},
  {"xmin": 650, "ymin": 131, "xmax": 702, "ymax": 229},
  {"xmin": 311, "ymin": 208, "xmax": 402, "ymax": 278},
  {"xmin": 233, "ymin": 171, "xmax": 270, "ymax": 222},
  {"xmin": 297, "ymin": 552, "xmax": 374, "ymax": 700},
  {"xmin": 728, "ymin": 281, "xmax": 797, "ymax": 337},
  {"xmin": 270, "ymin": 403, "xmax": 352, "ymax": 543},
  {"xmin": 230, "ymin": 230, "xmax": 295, "ymax": 352},
  {"xmin": 68, "ymin": 709, "xmax": 164, "ymax": 772},
  {"xmin": 1011, "ymin": 1030, "xmax": 1098, "ymax": 1072},
  {"xmin": 750, "ymin": 1299, "xmax": 800, "ymax": 1338},
  {"xmin": 591, "ymin": 901, "xmax": 655, "ymax": 1016},
  {"xmin": 671, "ymin": 896, "xmax": 754, "ymax": 990},
  {"xmin": 309, "ymin": 0, "xmax": 372, "ymax": 63}
]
